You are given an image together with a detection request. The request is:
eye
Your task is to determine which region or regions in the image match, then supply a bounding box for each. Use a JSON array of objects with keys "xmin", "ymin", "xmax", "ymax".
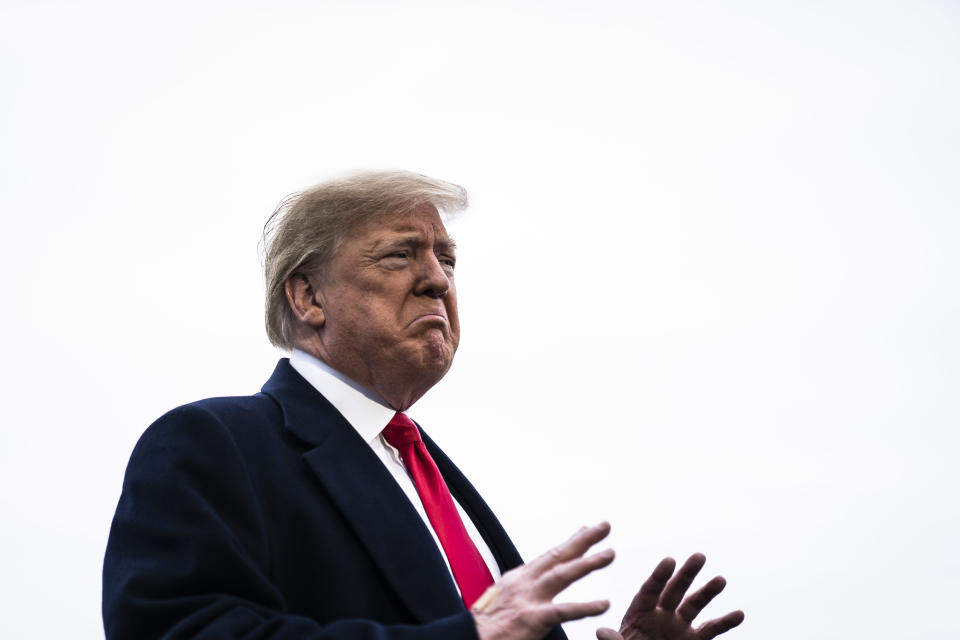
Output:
[
  {"xmin": 439, "ymin": 256, "xmax": 456, "ymax": 269},
  {"xmin": 384, "ymin": 250, "xmax": 410, "ymax": 260}
]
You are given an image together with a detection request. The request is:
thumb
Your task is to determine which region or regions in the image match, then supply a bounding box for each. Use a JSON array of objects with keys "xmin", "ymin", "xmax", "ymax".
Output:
[{"xmin": 596, "ymin": 628, "xmax": 623, "ymax": 640}]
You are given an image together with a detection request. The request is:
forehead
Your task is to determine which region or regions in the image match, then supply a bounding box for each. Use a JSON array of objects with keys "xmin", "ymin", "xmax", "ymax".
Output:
[{"xmin": 346, "ymin": 205, "xmax": 454, "ymax": 246}]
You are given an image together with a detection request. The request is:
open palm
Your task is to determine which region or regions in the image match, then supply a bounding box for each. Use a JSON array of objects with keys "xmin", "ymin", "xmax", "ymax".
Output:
[{"xmin": 596, "ymin": 553, "xmax": 744, "ymax": 640}]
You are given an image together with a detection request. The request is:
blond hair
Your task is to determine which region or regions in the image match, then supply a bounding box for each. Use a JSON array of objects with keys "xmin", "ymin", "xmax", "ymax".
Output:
[{"xmin": 261, "ymin": 170, "xmax": 468, "ymax": 350}]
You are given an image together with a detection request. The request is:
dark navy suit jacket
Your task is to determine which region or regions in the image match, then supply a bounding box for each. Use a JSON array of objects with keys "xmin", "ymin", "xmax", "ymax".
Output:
[{"xmin": 103, "ymin": 360, "xmax": 567, "ymax": 639}]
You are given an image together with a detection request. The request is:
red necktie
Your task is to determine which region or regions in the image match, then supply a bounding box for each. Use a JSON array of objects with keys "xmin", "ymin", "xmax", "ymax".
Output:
[{"xmin": 381, "ymin": 412, "xmax": 495, "ymax": 608}]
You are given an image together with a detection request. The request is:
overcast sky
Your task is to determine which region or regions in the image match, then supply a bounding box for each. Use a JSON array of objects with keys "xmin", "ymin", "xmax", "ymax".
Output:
[{"xmin": 2, "ymin": 1, "xmax": 958, "ymax": 638}]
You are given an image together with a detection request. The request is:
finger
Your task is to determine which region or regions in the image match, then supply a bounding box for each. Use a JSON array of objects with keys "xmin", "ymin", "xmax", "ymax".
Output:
[
  {"xmin": 659, "ymin": 552, "xmax": 706, "ymax": 611},
  {"xmin": 537, "ymin": 548, "xmax": 615, "ymax": 596},
  {"xmin": 697, "ymin": 610, "xmax": 745, "ymax": 640},
  {"xmin": 677, "ymin": 575, "xmax": 726, "ymax": 623},
  {"xmin": 596, "ymin": 627, "xmax": 623, "ymax": 640},
  {"xmin": 622, "ymin": 556, "xmax": 676, "ymax": 618},
  {"xmin": 541, "ymin": 599, "xmax": 611, "ymax": 627},
  {"xmin": 529, "ymin": 522, "xmax": 612, "ymax": 575}
]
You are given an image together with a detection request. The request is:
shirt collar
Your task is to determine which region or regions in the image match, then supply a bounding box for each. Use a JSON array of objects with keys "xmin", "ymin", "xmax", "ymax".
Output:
[{"xmin": 289, "ymin": 348, "xmax": 405, "ymax": 444}]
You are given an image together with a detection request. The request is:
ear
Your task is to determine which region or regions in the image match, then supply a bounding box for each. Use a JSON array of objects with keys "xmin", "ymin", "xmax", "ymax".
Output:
[{"xmin": 284, "ymin": 273, "xmax": 326, "ymax": 329}]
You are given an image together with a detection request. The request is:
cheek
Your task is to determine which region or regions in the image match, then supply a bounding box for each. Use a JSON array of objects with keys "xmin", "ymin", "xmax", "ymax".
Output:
[
  {"xmin": 446, "ymin": 299, "xmax": 461, "ymax": 343},
  {"xmin": 444, "ymin": 290, "xmax": 459, "ymax": 318},
  {"xmin": 370, "ymin": 299, "xmax": 409, "ymax": 336}
]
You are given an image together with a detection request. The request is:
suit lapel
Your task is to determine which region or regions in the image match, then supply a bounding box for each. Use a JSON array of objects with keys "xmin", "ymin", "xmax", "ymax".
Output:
[
  {"xmin": 422, "ymin": 430, "xmax": 566, "ymax": 638},
  {"xmin": 421, "ymin": 428, "xmax": 525, "ymax": 574},
  {"xmin": 261, "ymin": 360, "xmax": 465, "ymax": 623}
]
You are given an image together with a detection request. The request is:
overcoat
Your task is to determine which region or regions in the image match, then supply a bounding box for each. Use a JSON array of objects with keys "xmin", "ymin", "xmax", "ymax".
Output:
[{"xmin": 103, "ymin": 359, "xmax": 567, "ymax": 639}]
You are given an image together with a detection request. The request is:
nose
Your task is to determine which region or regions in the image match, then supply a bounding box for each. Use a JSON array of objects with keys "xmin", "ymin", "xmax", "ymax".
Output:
[{"xmin": 414, "ymin": 254, "xmax": 450, "ymax": 299}]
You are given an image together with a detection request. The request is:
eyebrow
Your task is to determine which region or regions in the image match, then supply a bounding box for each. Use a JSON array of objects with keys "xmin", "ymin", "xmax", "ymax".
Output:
[
  {"xmin": 374, "ymin": 234, "xmax": 457, "ymax": 253},
  {"xmin": 436, "ymin": 236, "xmax": 457, "ymax": 253}
]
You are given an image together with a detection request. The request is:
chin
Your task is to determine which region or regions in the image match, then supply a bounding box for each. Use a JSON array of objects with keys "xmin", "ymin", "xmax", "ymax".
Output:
[
  {"xmin": 420, "ymin": 345, "xmax": 454, "ymax": 374},
  {"xmin": 414, "ymin": 334, "xmax": 456, "ymax": 376}
]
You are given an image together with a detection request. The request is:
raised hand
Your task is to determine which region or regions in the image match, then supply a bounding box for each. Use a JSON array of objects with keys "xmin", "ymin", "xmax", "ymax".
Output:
[
  {"xmin": 472, "ymin": 522, "xmax": 616, "ymax": 640},
  {"xmin": 596, "ymin": 553, "xmax": 744, "ymax": 640}
]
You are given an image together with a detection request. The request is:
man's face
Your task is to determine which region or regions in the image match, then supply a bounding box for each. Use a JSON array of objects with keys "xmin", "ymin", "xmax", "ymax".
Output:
[{"xmin": 312, "ymin": 204, "xmax": 460, "ymax": 399}]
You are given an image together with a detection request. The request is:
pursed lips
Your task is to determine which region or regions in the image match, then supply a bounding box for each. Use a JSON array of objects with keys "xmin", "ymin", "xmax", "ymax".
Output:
[{"xmin": 407, "ymin": 311, "xmax": 448, "ymax": 327}]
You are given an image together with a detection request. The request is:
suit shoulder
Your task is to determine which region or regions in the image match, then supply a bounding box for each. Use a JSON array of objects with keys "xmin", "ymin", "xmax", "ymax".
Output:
[
  {"xmin": 156, "ymin": 391, "xmax": 278, "ymax": 424},
  {"xmin": 182, "ymin": 392, "xmax": 281, "ymax": 424},
  {"xmin": 135, "ymin": 392, "xmax": 283, "ymax": 456}
]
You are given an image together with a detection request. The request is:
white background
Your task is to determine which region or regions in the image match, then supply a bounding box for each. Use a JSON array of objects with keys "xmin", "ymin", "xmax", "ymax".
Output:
[{"xmin": 2, "ymin": 1, "xmax": 958, "ymax": 638}]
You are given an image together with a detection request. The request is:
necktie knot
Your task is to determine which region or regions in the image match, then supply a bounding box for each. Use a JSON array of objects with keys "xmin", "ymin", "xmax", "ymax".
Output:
[{"xmin": 382, "ymin": 412, "xmax": 422, "ymax": 448}]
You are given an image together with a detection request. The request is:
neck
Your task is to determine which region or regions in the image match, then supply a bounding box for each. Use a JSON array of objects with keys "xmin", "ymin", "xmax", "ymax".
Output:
[{"xmin": 292, "ymin": 340, "xmax": 437, "ymax": 412}]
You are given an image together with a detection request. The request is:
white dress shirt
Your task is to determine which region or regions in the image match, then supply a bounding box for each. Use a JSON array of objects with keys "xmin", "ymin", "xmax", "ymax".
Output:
[{"xmin": 289, "ymin": 349, "xmax": 502, "ymax": 592}]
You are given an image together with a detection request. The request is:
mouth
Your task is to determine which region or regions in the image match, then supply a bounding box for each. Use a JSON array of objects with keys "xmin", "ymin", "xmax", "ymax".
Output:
[{"xmin": 407, "ymin": 313, "xmax": 448, "ymax": 328}]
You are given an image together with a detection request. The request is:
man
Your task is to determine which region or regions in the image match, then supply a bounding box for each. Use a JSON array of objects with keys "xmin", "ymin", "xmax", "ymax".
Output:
[{"xmin": 103, "ymin": 170, "xmax": 744, "ymax": 639}]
